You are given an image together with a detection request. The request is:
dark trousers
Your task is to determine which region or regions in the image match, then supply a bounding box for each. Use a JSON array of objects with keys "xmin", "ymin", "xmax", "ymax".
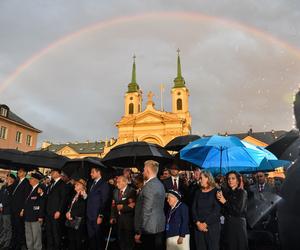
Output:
[
  {"xmin": 195, "ymin": 222, "xmax": 220, "ymax": 250},
  {"xmin": 10, "ymin": 212, "xmax": 26, "ymax": 250},
  {"xmin": 141, "ymin": 232, "xmax": 164, "ymax": 250},
  {"xmin": 46, "ymin": 214, "xmax": 62, "ymax": 250},
  {"xmin": 118, "ymin": 228, "xmax": 134, "ymax": 250},
  {"xmin": 68, "ymin": 225, "xmax": 86, "ymax": 250},
  {"xmin": 87, "ymin": 218, "xmax": 105, "ymax": 250},
  {"xmin": 224, "ymin": 217, "xmax": 248, "ymax": 250}
]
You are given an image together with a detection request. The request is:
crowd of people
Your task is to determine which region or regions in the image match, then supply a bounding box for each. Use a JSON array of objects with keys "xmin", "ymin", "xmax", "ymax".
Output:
[{"xmin": 0, "ymin": 160, "xmax": 283, "ymax": 250}]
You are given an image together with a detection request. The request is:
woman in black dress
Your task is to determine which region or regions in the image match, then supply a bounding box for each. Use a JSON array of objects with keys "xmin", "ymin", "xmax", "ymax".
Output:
[
  {"xmin": 216, "ymin": 171, "xmax": 248, "ymax": 250},
  {"xmin": 192, "ymin": 170, "xmax": 221, "ymax": 250},
  {"xmin": 65, "ymin": 179, "xmax": 87, "ymax": 250}
]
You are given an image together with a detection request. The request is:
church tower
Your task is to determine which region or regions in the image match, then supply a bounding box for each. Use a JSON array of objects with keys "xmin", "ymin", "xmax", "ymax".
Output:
[
  {"xmin": 171, "ymin": 49, "xmax": 190, "ymax": 114},
  {"xmin": 124, "ymin": 55, "xmax": 142, "ymax": 116}
]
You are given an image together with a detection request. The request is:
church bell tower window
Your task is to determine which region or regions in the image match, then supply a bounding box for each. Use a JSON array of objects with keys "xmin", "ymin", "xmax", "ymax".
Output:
[
  {"xmin": 177, "ymin": 98, "xmax": 182, "ymax": 111},
  {"xmin": 129, "ymin": 103, "xmax": 134, "ymax": 114}
]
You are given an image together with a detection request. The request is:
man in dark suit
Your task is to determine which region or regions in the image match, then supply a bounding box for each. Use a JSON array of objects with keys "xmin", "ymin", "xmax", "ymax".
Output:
[
  {"xmin": 134, "ymin": 160, "xmax": 166, "ymax": 250},
  {"xmin": 10, "ymin": 168, "xmax": 31, "ymax": 250},
  {"xmin": 110, "ymin": 175, "xmax": 136, "ymax": 250},
  {"xmin": 163, "ymin": 163, "xmax": 188, "ymax": 200},
  {"xmin": 85, "ymin": 166, "xmax": 111, "ymax": 250},
  {"xmin": 21, "ymin": 172, "xmax": 45, "ymax": 250},
  {"xmin": 250, "ymin": 171, "xmax": 275, "ymax": 200},
  {"xmin": 45, "ymin": 169, "xmax": 67, "ymax": 250}
]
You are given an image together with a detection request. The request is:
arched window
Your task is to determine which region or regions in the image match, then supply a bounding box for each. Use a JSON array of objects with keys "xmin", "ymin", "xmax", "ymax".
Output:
[
  {"xmin": 129, "ymin": 103, "xmax": 134, "ymax": 114},
  {"xmin": 177, "ymin": 98, "xmax": 182, "ymax": 111}
]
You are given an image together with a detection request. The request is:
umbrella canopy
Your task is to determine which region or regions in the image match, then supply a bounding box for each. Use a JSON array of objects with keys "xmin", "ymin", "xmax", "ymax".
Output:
[
  {"xmin": 0, "ymin": 148, "xmax": 36, "ymax": 171},
  {"xmin": 180, "ymin": 135, "xmax": 289, "ymax": 175},
  {"xmin": 62, "ymin": 157, "xmax": 111, "ymax": 180},
  {"xmin": 164, "ymin": 134, "xmax": 201, "ymax": 151},
  {"xmin": 247, "ymin": 192, "xmax": 281, "ymax": 228},
  {"xmin": 102, "ymin": 141, "xmax": 173, "ymax": 169},
  {"xmin": 25, "ymin": 150, "xmax": 69, "ymax": 169},
  {"xmin": 266, "ymin": 129, "xmax": 300, "ymax": 161}
]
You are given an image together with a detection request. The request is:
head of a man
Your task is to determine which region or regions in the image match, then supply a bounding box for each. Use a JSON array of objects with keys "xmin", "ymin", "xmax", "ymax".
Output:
[
  {"xmin": 116, "ymin": 175, "xmax": 128, "ymax": 191},
  {"xmin": 17, "ymin": 168, "xmax": 27, "ymax": 179},
  {"xmin": 6, "ymin": 174, "xmax": 16, "ymax": 186},
  {"xmin": 50, "ymin": 169, "xmax": 61, "ymax": 181},
  {"xmin": 193, "ymin": 168, "xmax": 201, "ymax": 181},
  {"xmin": 257, "ymin": 171, "xmax": 267, "ymax": 185},
  {"xmin": 29, "ymin": 175, "xmax": 39, "ymax": 187},
  {"xmin": 90, "ymin": 167, "xmax": 101, "ymax": 180},
  {"xmin": 169, "ymin": 164, "xmax": 180, "ymax": 177},
  {"xmin": 143, "ymin": 160, "xmax": 159, "ymax": 180}
]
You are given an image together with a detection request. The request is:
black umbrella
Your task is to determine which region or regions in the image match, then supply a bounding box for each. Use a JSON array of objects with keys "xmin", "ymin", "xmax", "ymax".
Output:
[
  {"xmin": 247, "ymin": 192, "xmax": 281, "ymax": 228},
  {"xmin": 25, "ymin": 150, "xmax": 69, "ymax": 169},
  {"xmin": 62, "ymin": 157, "xmax": 111, "ymax": 180},
  {"xmin": 164, "ymin": 153, "xmax": 199, "ymax": 171},
  {"xmin": 164, "ymin": 134, "xmax": 201, "ymax": 151},
  {"xmin": 0, "ymin": 148, "xmax": 36, "ymax": 171},
  {"xmin": 102, "ymin": 141, "xmax": 173, "ymax": 169},
  {"xmin": 266, "ymin": 129, "xmax": 300, "ymax": 161}
]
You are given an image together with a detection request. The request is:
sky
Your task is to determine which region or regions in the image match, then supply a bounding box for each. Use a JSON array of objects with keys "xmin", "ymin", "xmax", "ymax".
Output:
[{"xmin": 0, "ymin": 0, "xmax": 300, "ymax": 145}]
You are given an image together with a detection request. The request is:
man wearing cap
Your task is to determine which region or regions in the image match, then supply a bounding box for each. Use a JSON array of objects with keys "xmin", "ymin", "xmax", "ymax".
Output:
[
  {"xmin": 45, "ymin": 169, "xmax": 67, "ymax": 250},
  {"xmin": 10, "ymin": 168, "xmax": 31, "ymax": 250},
  {"xmin": 0, "ymin": 173, "xmax": 16, "ymax": 249},
  {"xmin": 86, "ymin": 166, "xmax": 111, "ymax": 250},
  {"xmin": 21, "ymin": 172, "xmax": 45, "ymax": 250}
]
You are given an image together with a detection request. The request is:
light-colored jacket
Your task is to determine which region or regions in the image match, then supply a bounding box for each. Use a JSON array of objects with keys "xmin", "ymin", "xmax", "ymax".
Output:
[{"xmin": 135, "ymin": 177, "xmax": 166, "ymax": 234}]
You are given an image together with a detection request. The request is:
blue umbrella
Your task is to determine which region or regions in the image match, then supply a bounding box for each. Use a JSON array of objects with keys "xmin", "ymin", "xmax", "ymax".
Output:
[{"xmin": 180, "ymin": 135, "xmax": 290, "ymax": 175}]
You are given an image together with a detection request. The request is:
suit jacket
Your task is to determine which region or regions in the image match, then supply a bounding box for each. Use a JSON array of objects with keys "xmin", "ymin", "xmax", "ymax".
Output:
[
  {"xmin": 0, "ymin": 184, "xmax": 15, "ymax": 215},
  {"xmin": 163, "ymin": 177, "xmax": 187, "ymax": 196},
  {"xmin": 24, "ymin": 185, "xmax": 45, "ymax": 222},
  {"xmin": 11, "ymin": 178, "xmax": 31, "ymax": 214},
  {"xmin": 135, "ymin": 177, "xmax": 165, "ymax": 234},
  {"xmin": 249, "ymin": 183, "xmax": 275, "ymax": 201},
  {"xmin": 86, "ymin": 178, "xmax": 111, "ymax": 221},
  {"xmin": 166, "ymin": 202, "xmax": 189, "ymax": 238},
  {"xmin": 111, "ymin": 186, "xmax": 136, "ymax": 230},
  {"xmin": 46, "ymin": 179, "xmax": 68, "ymax": 216}
]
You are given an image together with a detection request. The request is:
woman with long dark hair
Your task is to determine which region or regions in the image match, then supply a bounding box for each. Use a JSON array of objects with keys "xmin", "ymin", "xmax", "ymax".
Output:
[
  {"xmin": 192, "ymin": 170, "xmax": 221, "ymax": 250},
  {"xmin": 216, "ymin": 171, "xmax": 248, "ymax": 250}
]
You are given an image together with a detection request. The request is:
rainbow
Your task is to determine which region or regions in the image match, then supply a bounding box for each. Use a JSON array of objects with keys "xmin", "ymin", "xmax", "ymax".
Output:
[{"xmin": 1, "ymin": 11, "xmax": 300, "ymax": 93}]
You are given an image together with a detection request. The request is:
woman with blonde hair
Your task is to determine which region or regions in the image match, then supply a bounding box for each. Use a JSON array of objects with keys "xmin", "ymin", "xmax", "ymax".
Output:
[
  {"xmin": 65, "ymin": 179, "xmax": 87, "ymax": 250},
  {"xmin": 192, "ymin": 170, "xmax": 221, "ymax": 250}
]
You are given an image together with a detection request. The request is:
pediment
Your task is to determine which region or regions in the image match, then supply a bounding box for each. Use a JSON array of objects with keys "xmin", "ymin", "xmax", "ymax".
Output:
[
  {"xmin": 118, "ymin": 110, "xmax": 181, "ymax": 126},
  {"xmin": 56, "ymin": 146, "xmax": 78, "ymax": 155}
]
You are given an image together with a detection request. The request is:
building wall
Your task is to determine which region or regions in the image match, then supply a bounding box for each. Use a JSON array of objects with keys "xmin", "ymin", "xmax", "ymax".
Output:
[{"xmin": 0, "ymin": 118, "xmax": 39, "ymax": 151}]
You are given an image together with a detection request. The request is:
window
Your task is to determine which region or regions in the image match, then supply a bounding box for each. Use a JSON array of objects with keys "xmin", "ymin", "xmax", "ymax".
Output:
[
  {"xmin": 26, "ymin": 135, "xmax": 32, "ymax": 146},
  {"xmin": 0, "ymin": 126, "xmax": 7, "ymax": 139},
  {"xmin": 16, "ymin": 131, "xmax": 22, "ymax": 143},
  {"xmin": 129, "ymin": 103, "xmax": 134, "ymax": 114},
  {"xmin": 0, "ymin": 107, "xmax": 8, "ymax": 117},
  {"xmin": 177, "ymin": 98, "xmax": 183, "ymax": 111}
]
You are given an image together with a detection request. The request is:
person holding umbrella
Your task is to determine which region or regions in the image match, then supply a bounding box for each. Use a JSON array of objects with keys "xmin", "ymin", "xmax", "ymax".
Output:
[
  {"xmin": 21, "ymin": 172, "xmax": 45, "ymax": 250},
  {"xmin": 216, "ymin": 171, "xmax": 248, "ymax": 250},
  {"xmin": 192, "ymin": 170, "xmax": 221, "ymax": 250},
  {"xmin": 10, "ymin": 167, "xmax": 31, "ymax": 250},
  {"xmin": 165, "ymin": 190, "xmax": 190, "ymax": 250}
]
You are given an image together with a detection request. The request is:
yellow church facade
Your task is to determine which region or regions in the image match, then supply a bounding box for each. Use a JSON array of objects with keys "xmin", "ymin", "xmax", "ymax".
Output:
[{"xmin": 103, "ymin": 51, "xmax": 192, "ymax": 154}]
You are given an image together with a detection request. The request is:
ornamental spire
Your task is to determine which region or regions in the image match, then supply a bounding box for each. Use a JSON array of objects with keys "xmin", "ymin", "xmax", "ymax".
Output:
[
  {"xmin": 127, "ymin": 54, "xmax": 140, "ymax": 93},
  {"xmin": 173, "ymin": 48, "xmax": 185, "ymax": 88}
]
